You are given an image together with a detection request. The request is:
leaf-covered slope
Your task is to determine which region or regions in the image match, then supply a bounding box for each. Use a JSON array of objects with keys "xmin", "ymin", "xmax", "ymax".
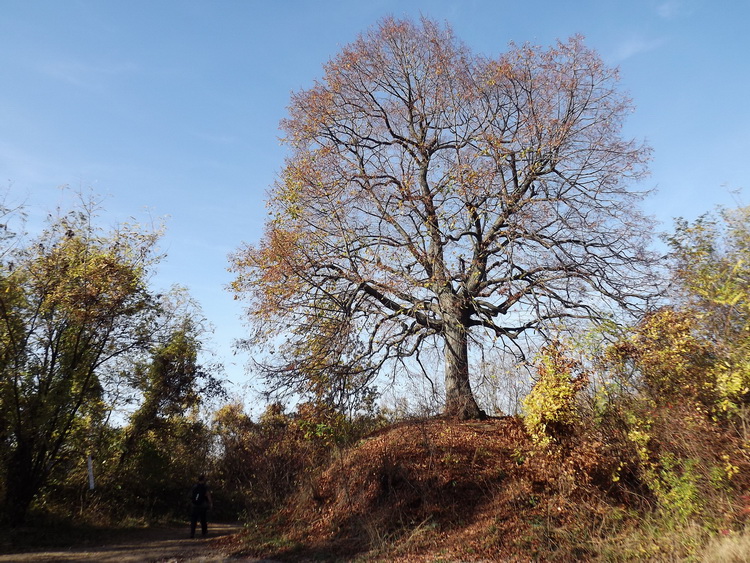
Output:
[{"xmin": 243, "ymin": 417, "xmax": 618, "ymax": 561}]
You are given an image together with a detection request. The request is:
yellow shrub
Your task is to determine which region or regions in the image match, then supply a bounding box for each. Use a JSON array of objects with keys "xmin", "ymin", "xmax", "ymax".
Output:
[{"xmin": 523, "ymin": 342, "xmax": 588, "ymax": 447}]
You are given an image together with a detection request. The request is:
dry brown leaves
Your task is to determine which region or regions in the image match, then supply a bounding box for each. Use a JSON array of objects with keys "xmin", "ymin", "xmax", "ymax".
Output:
[{"xmin": 238, "ymin": 416, "xmax": 617, "ymax": 561}]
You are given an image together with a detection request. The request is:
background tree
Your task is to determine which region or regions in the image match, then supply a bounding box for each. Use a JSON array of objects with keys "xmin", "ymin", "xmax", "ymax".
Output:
[
  {"xmin": 111, "ymin": 304, "xmax": 226, "ymax": 519},
  {"xmin": 0, "ymin": 202, "xmax": 161, "ymax": 524},
  {"xmin": 231, "ymin": 17, "xmax": 657, "ymax": 419},
  {"xmin": 666, "ymin": 206, "xmax": 750, "ymax": 412},
  {"xmin": 605, "ymin": 206, "xmax": 750, "ymax": 415},
  {"xmin": 118, "ymin": 306, "xmax": 224, "ymax": 467}
]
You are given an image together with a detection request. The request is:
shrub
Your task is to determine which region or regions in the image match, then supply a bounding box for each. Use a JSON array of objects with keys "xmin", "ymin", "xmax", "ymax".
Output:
[{"xmin": 523, "ymin": 342, "xmax": 588, "ymax": 447}]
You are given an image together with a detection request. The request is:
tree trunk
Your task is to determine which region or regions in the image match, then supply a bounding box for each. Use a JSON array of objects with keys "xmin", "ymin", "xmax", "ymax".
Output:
[
  {"xmin": 443, "ymin": 315, "xmax": 485, "ymax": 420},
  {"xmin": 2, "ymin": 439, "xmax": 38, "ymax": 526}
]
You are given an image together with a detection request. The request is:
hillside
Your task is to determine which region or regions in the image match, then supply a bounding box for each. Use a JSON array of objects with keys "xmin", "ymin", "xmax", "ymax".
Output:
[{"xmin": 225, "ymin": 416, "xmax": 664, "ymax": 561}]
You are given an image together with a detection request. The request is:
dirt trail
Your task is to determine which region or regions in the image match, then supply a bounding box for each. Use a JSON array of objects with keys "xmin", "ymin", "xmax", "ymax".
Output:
[{"xmin": 0, "ymin": 522, "xmax": 274, "ymax": 562}]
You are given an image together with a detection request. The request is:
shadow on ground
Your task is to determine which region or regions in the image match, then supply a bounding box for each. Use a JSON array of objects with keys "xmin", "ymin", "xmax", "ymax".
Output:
[{"xmin": 0, "ymin": 522, "xmax": 270, "ymax": 562}]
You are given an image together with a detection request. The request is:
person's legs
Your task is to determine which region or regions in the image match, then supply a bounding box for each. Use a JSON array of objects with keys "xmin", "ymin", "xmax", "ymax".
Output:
[
  {"xmin": 200, "ymin": 507, "xmax": 208, "ymax": 536},
  {"xmin": 190, "ymin": 507, "xmax": 198, "ymax": 538}
]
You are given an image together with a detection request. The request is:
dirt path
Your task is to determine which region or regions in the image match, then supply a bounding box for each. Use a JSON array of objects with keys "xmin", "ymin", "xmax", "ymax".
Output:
[{"xmin": 0, "ymin": 522, "xmax": 275, "ymax": 562}]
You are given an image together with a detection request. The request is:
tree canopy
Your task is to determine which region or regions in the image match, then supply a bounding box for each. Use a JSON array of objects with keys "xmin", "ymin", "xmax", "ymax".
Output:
[
  {"xmin": 231, "ymin": 17, "xmax": 658, "ymax": 419},
  {"xmin": 0, "ymin": 202, "xmax": 162, "ymax": 523}
]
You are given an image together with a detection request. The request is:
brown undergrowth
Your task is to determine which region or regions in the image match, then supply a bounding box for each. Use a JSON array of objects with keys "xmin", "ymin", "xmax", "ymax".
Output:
[
  {"xmin": 228, "ymin": 416, "xmax": 647, "ymax": 561},
  {"xmin": 225, "ymin": 401, "xmax": 750, "ymax": 562}
]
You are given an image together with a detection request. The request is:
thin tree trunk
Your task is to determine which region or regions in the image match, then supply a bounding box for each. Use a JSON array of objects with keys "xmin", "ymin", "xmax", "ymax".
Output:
[{"xmin": 443, "ymin": 315, "xmax": 484, "ymax": 420}]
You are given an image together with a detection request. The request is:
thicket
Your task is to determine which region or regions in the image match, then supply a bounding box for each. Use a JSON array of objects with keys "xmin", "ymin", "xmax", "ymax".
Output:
[{"xmin": 516, "ymin": 206, "xmax": 750, "ymax": 559}]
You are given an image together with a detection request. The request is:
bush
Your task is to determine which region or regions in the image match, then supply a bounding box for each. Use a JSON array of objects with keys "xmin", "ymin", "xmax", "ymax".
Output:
[{"xmin": 522, "ymin": 342, "xmax": 588, "ymax": 447}]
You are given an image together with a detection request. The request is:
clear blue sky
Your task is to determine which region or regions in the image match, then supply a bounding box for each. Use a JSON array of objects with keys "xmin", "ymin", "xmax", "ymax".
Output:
[{"xmin": 2, "ymin": 0, "xmax": 748, "ymax": 402}]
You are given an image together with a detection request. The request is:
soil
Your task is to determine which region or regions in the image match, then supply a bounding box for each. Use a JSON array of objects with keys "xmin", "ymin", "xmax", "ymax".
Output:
[{"xmin": 0, "ymin": 522, "xmax": 275, "ymax": 562}]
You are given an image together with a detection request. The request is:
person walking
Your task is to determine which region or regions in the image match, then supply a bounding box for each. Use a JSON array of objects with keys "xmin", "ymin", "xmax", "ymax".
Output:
[{"xmin": 189, "ymin": 474, "xmax": 213, "ymax": 538}]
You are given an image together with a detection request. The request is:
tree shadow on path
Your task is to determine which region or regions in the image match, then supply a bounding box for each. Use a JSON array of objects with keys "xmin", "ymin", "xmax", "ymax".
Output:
[{"xmin": 0, "ymin": 521, "xmax": 274, "ymax": 562}]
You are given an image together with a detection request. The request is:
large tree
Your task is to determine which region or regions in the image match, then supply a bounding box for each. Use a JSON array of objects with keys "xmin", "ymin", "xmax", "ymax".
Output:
[{"xmin": 231, "ymin": 18, "xmax": 657, "ymax": 419}]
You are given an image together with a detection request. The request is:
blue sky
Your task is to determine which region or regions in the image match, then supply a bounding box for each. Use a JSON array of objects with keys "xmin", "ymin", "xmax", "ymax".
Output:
[{"xmin": 1, "ymin": 0, "xmax": 748, "ymax": 402}]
